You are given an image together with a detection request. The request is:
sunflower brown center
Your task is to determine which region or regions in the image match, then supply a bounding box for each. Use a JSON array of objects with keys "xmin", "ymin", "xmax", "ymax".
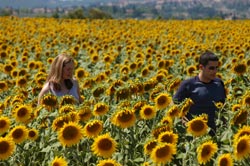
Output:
[
  {"xmin": 201, "ymin": 145, "xmax": 211, "ymax": 158},
  {"xmin": 63, "ymin": 126, "xmax": 78, "ymax": 140},
  {"xmin": 0, "ymin": 120, "xmax": 6, "ymax": 128},
  {"xmin": 144, "ymin": 108, "xmax": 153, "ymax": 115},
  {"xmin": 0, "ymin": 141, "xmax": 9, "ymax": 154},
  {"xmin": 12, "ymin": 129, "xmax": 23, "ymax": 139},
  {"xmin": 28, "ymin": 130, "xmax": 36, "ymax": 137},
  {"xmin": 237, "ymin": 140, "xmax": 247, "ymax": 153},
  {"xmin": 156, "ymin": 146, "xmax": 170, "ymax": 158},
  {"xmin": 17, "ymin": 108, "xmax": 27, "ymax": 117},
  {"xmin": 87, "ymin": 123, "xmax": 100, "ymax": 132},
  {"xmin": 191, "ymin": 120, "xmax": 204, "ymax": 132},
  {"xmin": 118, "ymin": 112, "xmax": 133, "ymax": 122},
  {"xmin": 98, "ymin": 138, "xmax": 112, "ymax": 150},
  {"xmin": 219, "ymin": 158, "xmax": 228, "ymax": 166}
]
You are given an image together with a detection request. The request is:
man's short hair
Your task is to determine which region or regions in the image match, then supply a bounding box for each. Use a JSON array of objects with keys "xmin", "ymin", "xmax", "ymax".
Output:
[{"xmin": 199, "ymin": 51, "xmax": 219, "ymax": 66}]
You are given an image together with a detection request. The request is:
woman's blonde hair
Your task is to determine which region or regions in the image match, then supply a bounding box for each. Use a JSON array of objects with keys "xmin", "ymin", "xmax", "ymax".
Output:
[{"xmin": 46, "ymin": 53, "xmax": 74, "ymax": 89}]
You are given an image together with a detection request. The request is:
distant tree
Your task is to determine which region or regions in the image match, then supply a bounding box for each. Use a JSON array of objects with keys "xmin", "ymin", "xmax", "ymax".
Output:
[
  {"xmin": 88, "ymin": 8, "xmax": 112, "ymax": 19},
  {"xmin": 64, "ymin": 7, "xmax": 85, "ymax": 19}
]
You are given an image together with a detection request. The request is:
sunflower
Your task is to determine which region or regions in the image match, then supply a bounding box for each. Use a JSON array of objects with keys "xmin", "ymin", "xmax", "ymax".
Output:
[
  {"xmin": 144, "ymin": 139, "xmax": 158, "ymax": 155},
  {"xmin": 0, "ymin": 116, "xmax": 11, "ymax": 134},
  {"xmin": 0, "ymin": 136, "xmax": 16, "ymax": 160},
  {"xmin": 3, "ymin": 64, "xmax": 13, "ymax": 74},
  {"xmin": 111, "ymin": 109, "xmax": 136, "ymax": 128},
  {"xmin": 58, "ymin": 121, "xmax": 84, "ymax": 147},
  {"xmin": 160, "ymin": 116, "xmax": 173, "ymax": 127},
  {"xmin": 40, "ymin": 93, "xmax": 58, "ymax": 110},
  {"xmin": 158, "ymin": 131, "xmax": 178, "ymax": 145},
  {"xmin": 8, "ymin": 125, "xmax": 28, "ymax": 144},
  {"xmin": 51, "ymin": 156, "xmax": 68, "ymax": 166},
  {"xmin": 77, "ymin": 106, "xmax": 92, "ymax": 122},
  {"xmin": 197, "ymin": 140, "xmax": 218, "ymax": 165},
  {"xmin": 232, "ymin": 62, "xmax": 247, "ymax": 75},
  {"xmin": 52, "ymin": 116, "xmax": 67, "ymax": 131},
  {"xmin": 186, "ymin": 65, "xmax": 197, "ymax": 76},
  {"xmin": 242, "ymin": 92, "xmax": 250, "ymax": 106},
  {"xmin": 83, "ymin": 120, "xmax": 103, "ymax": 138},
  {"xmin": 16, "ymin": 76, "xmax": 28, "ymax": 87},
  {"xmin": 75, "ymin": 67, "xmax": 87, "ymax": 80},
  {"xmin": 231, "ymin": 104, "xmax": 241, "ymax": 112},
  {"xmin": 27, "ymin": 128, "xmax": 39, "ymax": 141},
  {"xmin": 13, "ymin": 104, "xmax": 32, "ymax": 123},
  {"xmin": 217, "ymin": 153, "xmax": 233, "ymax": 166},
  {"xmin": 91, "ymin": 133, "xmax": 117, "ymax": 158},
  {"xmin": 233, "ymin": 125, "xmax": 250, "ymax": 143},
  {"xmin": 93, "ymin": 86, "xmax": 105, "ymax": 98},
  {"xmin": 59, "ymin": 95, "xmax": 77, "ymax": 107},
  {"xmin": 186, "ymin": 115, "xmax": 208, "ymax": 137},
  {"xmin": 168, "ymin": 78, "xmax": 181, "ymax": 92},
  {"xmin": 0, "ymin": 81, "xmax": 8, "ymax": 92},
  {"xmin": 97, "ymin": 159, "xmax": 121, "ymax": 166},
  {"xmin": 59, "ymin": 104, "xmax": 75, "ymax": 114},
  {"xmin": 233, "ymin": 135, "xmax": 250, "ymax": 160},
  {"xmin": 152, "ymin": 125, "xmax": 171, "ymax": 139},
  {"xmin": 139, "ymin": 105, "xmax": 157, "ymax": 120},
  {"xmin": 215, "ymin": 102, "xmax": 224, "ymax": 109},
  {"xmin": 179, "ymin": 98, "xmax": 194, "ymax": 117},
  {"xmin": 150, "ymin": 143, "xmax": 177, "ymax": 164},
  {"xmin": 93, "ymin": 102, "xmax": 109, "ymax": 116},
  {"xmin": 232, "ymin": 109, "xmax": 248, "ymax": 126},
  {"xmin": 27, "ymin": 60, "xmax": 36, "ymax": 69},
  {"xmin": 154, "ymin": 93, "xmax": 171, "ymax": 110},
  {"xmin": 166, "ymin": 105, "xmax": 180, "ymax": 118}
]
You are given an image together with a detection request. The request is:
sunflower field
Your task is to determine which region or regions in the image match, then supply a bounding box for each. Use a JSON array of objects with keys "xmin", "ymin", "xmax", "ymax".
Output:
[{"xmin": 0, "ymin": 16, "xmax": 250, "ymax": 166}]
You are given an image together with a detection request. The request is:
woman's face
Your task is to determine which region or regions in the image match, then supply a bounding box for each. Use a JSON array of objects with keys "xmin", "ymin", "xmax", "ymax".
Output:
[{"xmin": 62, "ymin": 61, "xmax": 74, "ymax": 79}]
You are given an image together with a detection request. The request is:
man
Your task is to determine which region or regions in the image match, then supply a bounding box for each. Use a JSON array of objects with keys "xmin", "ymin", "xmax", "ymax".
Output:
[{"xmin": 173, "ymin": 51, "xmax": 226, "ymax": 136}]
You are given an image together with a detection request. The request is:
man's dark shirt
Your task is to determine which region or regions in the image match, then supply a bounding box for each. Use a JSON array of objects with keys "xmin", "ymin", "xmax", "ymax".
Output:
[{"xmin": 173, "ymin": 76, "xmax": 226, "ymax": 135}]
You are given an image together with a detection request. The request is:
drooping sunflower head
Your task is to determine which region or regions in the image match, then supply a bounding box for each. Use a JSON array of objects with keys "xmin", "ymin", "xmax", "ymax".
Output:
[
  {"xmin": 233, "ymin": 135, "xmax": 250, "ymax": 160},
  {"xmin": 93, "ymin": 102, "xmax": 109, "ymax": 117},
  {"xmin": 111, "ymin": 109, "xmax": 136, "ymax": 129},
  {"xmin": 152, "ymin": 125, "xmax": 171, "ymax": 139},
  {"xmin": 83, "ymin": 120, "xmax": 103, "ymax": 138},
  {"xmin": 52, "ymin": 116, "xmax": 67, "ymax": 132},
  {"xmin": 154, "ymin": 93, "xmax": 171, "ymax": 110},
  {"xmin": 8, "ymin": 125, "xmax": 28, "ymax": 144},
  {"xmin": 51, "ymin": 156, "xmax": 68, "ymax": 166},
  {"xmin": 144, "ymin": 139, "xmax": 158, "ymax": 155},
  {"xmin": 179, "ymin": 98, "xmax": 194, "ymax": 117},
  {"xmin": 77, "ymin": 106, "xmax": 92, "ymax": 122},
  {"xmin": 139, "ymin": 105, "xmax": 157, "ymax": 120},
  {"xmin": 187, "ymin": 115, "xmax": 209, "ymax": 137},
  {"xmin": 59, "ymin": 95, "xmax": 77, "ymax": 107},
  {"xmin": 150, "ymin": 143, "xmax": 177, "ymax": 164},
  {"xmin": 242, "ymin": 92, "xmax": 250, "ymax": 106},
  {"xmin": 232, "ymin": 104, "xmax": 241, "ymax": 112},
  {"xmin": 217, "ymin": 153, "xmax": 233, "ymax": 166},
  {"xmin": 58, "ymin": 121, "xmax": 84, "ymax": 147},
  {"xmin": 40, "ymin": 93, "xmax": 58, "ymax": 110},
  {"xmin": 59, "ymin": 104, "xmax": 76, "ymax": 114},
  {"xmin": 166, "ymin": 105, "xmax": 180, "ymax": 118},
  {"xmin": 91, "ymin": 133, "xmax": 117, "ymax": 158},
  {"xmin": 197, "ymin": 140, "xmax": 218, "ymax": 165},
  {"xmin": 0, "ymin": 136, "xmax": 16, "ymax": 160},
  {"xmin": 232, "ymin": 109, "xmax": 248, "ymax": 126}
]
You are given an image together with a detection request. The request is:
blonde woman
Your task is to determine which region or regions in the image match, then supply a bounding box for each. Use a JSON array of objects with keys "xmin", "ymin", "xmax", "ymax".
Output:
[{"xmin": 38, "ymin": 53, "xmax": 83, "ymax": 104}]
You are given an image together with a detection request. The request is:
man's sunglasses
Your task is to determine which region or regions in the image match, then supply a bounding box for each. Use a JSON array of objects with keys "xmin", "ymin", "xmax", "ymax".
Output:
[{"xmin": 207, "ymin": 66, "xmax": 219, "ymax": 70}]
